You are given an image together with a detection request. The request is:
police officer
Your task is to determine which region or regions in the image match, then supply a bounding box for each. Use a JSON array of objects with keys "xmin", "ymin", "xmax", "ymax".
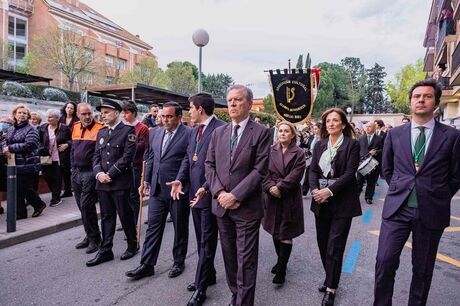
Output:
[
  {"xmin": 72, "ymin": 103, "xmax": 104, "ymax": 254},
  {"xmin": 86, "ymin": 99, "xmax": 138, "ymax": 267}
]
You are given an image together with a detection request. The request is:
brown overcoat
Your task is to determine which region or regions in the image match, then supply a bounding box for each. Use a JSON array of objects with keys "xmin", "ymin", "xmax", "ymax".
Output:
[{"xmin": 262, "ymin": 142, "xmax": 306, "ymax": 240}]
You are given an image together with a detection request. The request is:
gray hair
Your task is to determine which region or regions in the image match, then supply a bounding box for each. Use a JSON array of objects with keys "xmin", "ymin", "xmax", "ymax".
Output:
[
  {"xmin": 226, "ymin": 84, "xmax": 253, "ymax": 101},
  {"xmin": 46, "ymin": 109, "xmax": 61, "ymax": 119},
  {"xmin": 77, "ymin": 102, "xmax": 93, "ymax": 113}
]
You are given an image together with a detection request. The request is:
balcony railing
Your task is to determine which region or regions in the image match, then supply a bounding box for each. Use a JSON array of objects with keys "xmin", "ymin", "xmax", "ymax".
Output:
[
  {"xmin": 436, "ymin": 18, "xmax": 455, "ymax": 52},
  {"xmin": 452, "ymin": 43, "xmax": 460, "ymax": 74},
  {"xmin": 8, "ymin": 0, "xmax": 34, "ymax": 14},
  {"xmin": 439, "ymin": 76, "xmax": 453, "ymax": 90}
]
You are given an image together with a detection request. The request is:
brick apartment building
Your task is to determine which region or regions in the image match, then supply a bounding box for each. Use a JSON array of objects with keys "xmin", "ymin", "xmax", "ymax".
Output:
[
  {"xmin": 0, "ymin": 0, "xmax": 155, "ymax": 90},
  {"xmin": 424, "ymin": 0, "xmax": 460, "ymax": 124}
]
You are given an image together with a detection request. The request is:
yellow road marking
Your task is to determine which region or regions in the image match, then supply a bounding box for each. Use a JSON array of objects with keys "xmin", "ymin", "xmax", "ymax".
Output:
[
  {"xmin": 368, "ymin": 231, "xmax": 460, "ymax": 268},
  {"xmin": 445, "ymin": 227, "xmax": 460, "ymax": 232}
]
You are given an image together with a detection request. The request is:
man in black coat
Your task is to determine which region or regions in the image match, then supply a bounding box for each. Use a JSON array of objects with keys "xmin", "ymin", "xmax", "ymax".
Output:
[
  {"xmin": 86, "ymin": 99, "xmax": 138, "ymax": 267},
  {"xmin": 357, "ymin": 121, "xmax": 383, "ymax": 204}
]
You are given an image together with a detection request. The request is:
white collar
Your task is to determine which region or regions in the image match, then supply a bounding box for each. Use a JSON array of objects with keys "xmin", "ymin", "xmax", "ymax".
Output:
[
  {"xmin": 108, "ymin": 120, "xmax": 121, "ymax": 130},
  {"xmin": 125, "ymin": 119, "xmax": 139, "ymax": 127},
  {"xmin": 232, "ymin": 116, "xmax": 250, "ymax": 130},
  {"xmin": 411, "ymin": 118, "xmax": 435, "ymax": 130},
  {"xmin": 166, "ymin": 124, "xmax": 180, "ymax": 134},
  {"xmin": 200, "ymin": 115, "xmax": 214, "ymax": 127}
]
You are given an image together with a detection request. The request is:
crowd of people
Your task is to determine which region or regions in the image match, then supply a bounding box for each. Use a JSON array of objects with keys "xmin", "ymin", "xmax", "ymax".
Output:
[{"xmin": 1, "ymin": 79, "xmax": 460, "ymax": 306}]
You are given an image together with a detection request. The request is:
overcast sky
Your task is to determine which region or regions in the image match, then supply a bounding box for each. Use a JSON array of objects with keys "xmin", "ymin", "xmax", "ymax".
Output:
[{"xmin": 82, "ymin": 0, "xmax": 432, "ymax": 97}]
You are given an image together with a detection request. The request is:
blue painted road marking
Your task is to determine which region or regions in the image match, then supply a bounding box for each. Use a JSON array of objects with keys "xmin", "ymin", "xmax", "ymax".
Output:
[
  {"xmin": 362, "ymin": 209, "xmax": 373, "ymax": 225},
  {"xmin": 342, "ymin": 241, "xmax": 362, "ymax": 273}
]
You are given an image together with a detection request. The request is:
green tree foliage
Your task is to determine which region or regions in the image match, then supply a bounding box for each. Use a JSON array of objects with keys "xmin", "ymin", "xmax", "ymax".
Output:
[
  {"xmin": 387, "ymin": 59, "xmax": 425, "ymax": 114},
  {"xmin": 313, "ymin": 62, "xmax": 349, "ymax": 117},
  {"xmin": 118, "ymin": 58, "xmax": 169, "ymax": 88},
  {"xmin": 165, "ymin": 61, "xmax": 197, "ymax": 94},
  {"xmin": 341, "ymin": 57, "xmax": 367, "ymax": 113},
  {"xmin": 16, "ymin": 52, "xmax": 38, "ymax": 74},
  {"xmin": 202, "ymin": 73, "xmax": 234, "ymax": 98},
  {"xmin": 296, "ymin": 54, "xmax": 303, "ymax": 69},
  {"xmin": 365, "ymin": 63, "xmax": 391, "ymax": 113},
  {"xmin": 263, "ymin": 94, "xmax": 275, "ymax": 114}
]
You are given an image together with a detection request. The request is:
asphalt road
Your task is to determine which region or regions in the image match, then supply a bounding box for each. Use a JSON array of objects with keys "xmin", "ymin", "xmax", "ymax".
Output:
[{"xmin": 1, "ymin": 181, "xmax": 459, "ymax": 306}]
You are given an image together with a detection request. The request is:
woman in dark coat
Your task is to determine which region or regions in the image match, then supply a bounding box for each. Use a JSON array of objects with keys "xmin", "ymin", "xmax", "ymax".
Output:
[
  {"xmin": 262, "ymin": 121, "xmax": 306, "ymax": 285},
  {"xmin": 2, "ymin": 104, "xmax": 46, "ymax": 219},
  {"xmin": 39, "ymin": 109, "xmax": 72, "ymax": 206},
  {"xmin": 309, "ymin": 108, "xmax": 361, "ymax": 306},
  {"xmin": 59, "ymin": 102, "xmax": 79, "ymax": 130}
]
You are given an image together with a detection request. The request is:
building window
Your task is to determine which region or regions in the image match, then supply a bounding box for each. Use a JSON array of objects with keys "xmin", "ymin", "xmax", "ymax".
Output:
[
  {"xmin": 118, "ymin": 59, "xmax": 126, "ymax": 70},
  {"xmin": 8, "ymin": 15, "xmax": 28, "ymax": 69},
  {"xmin": 105, "ymin": 55, "xmax": 114, "ymax": 66}
]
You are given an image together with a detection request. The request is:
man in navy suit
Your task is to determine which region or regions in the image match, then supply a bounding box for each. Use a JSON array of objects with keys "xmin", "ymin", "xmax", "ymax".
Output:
[
  {"xmin": 168, "ymin": 93, "xmax": 225, "ymax": 306},
  {"xmin": 357, "ymin": 121, "xmax": 383, "ymax": 204},
  {"xmin": 374, "ymin": 79, "xmax": 460, "ymax": 306},
  {"xmin": 126, "ymin": 102, "xmax": 192, "ymax": 280}
]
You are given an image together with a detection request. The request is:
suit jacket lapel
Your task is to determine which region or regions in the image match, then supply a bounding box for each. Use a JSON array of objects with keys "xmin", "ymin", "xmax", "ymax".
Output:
[
  {"xmin": 271, "ymin": 145, "xmax": 285, "ymax": 176},
  {"xmin": 223, "ymin": 123, "xmax": 232, "ymax": 170},
  {"xmin": 198, "ymin": 117, "xmax": 215, "ymax": 154},
  {"xmin": 400, "ymin": 124, "xmax": 415, "ymax": 172},
  {"xmin": 162, "ymin": 124, "xmax": 184, "ymax": 158},
  {"xmin": 422, "ymin": 122, "xmax": 447, "ymax": 170}
]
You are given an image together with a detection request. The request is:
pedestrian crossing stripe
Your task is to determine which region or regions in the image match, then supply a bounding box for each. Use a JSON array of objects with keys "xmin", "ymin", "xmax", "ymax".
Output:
[
  {"xmin": 451, "ymin": 216, "xmax": 460, "ymax": 221},
  {"xmin": 368, "ymin": 230, "xmax": 460, "ymax": 268}
]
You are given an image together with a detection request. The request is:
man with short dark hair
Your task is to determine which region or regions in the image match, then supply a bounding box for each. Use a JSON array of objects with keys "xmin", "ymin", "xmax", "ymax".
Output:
[
  {"xmin": 254, "ymin": 116, "xmax": 261, "ymax": 124},
  {"xmin": 86, "ymin": 99, "xmax": 138, "ymax": 267},
  {"xmin": 126, "ymin": 102, "xmax": 192, "ymax": 280},
  {"xmin": 205, "ymin": 85, "xmax": 271, "ymax": 306},
  {"xmin": 168, "ymin": 93, "xmax": 225, "ymax": 306},
  {"xmin": 122, "ymin": 101, "xmax": 149, "ymax": 226},
  {"xmin": 374, "ymin": 79, "xmax": 460, "ymax": 305},
  {"xmin": 374, "ymin": 119, "xmax": 386, "ymax": 141},
  {"xmin": 142, "ymin": 104, "xmax": 160, "ymax": 128},
  {"xmin": 72, "ymin": 103, "xmax": 104, "ymax": 254}
]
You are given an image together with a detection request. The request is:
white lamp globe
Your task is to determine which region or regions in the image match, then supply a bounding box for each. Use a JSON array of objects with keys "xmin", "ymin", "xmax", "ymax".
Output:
[{"xmin": 192, "ymin": 29, "xmax": 209, "ymax": 47}]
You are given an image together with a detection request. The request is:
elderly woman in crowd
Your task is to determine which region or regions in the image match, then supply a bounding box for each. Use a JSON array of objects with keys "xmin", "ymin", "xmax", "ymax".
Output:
[
  {"xmin": 2, "ymin": 104, "xmax": 46, "ymax": 219},
  {"xmin": 39, "ymin": 109, "xmax": 72, "ymax": 206},
  {"xmin": 59, "ymin": 102, "xmax": 79, "ymax": 130},
  {"xmin": 29, "ymin": 112, "xmax": 42, "ymax": 128},
  {"xmin": 0, "ymin": 115, "xmax": 14, "ymax": 214},
  {"xmin": 262, "ymin": 121, "xmax": 306, "ymax": 285},
  {"xmin": 309, "ymin": 108, "xmax": 361, "ymax": 306}
]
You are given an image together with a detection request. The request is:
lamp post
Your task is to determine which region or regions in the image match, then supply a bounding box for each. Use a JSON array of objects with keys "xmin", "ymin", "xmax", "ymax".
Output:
[
  {"xmin": 346, "ymin": 107, "xmax": 353, "ymax": 122},
  {"xmin": 192, "ymin": 29, "xmax": 209, "ymax": 93}
]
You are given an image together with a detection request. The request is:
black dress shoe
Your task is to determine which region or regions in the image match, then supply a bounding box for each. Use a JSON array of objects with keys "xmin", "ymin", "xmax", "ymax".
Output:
[
  {"xmin": 187, "ymin": 283, "xmax": 196, "ymax": 292},
  {"xmin": 86, "ymin": 251, "xmax": 114, "ymax": 267},
  {"xmin": 85, "ymin": 240, "xmax": 100, "ymax": 254},
  {"xmin": 168, "ymin": 263, "xmax": 185, "ymax": 278},
  {"xmin": 76, "ymin": 237, "xmax": 89, "ymax": 249},
  {"xmin": 366, "ymin": 199, "xmax": 373, "ymax": 205},
  {"xmin": 187, "ymin": 290, "xmax": 207, "ymax": 306},
  {"xmin": 0, "ymin": 206, "xmax": 4, "ymax": 214},
  {"xmin": 32, "ymin": 202, "xmax": 46, "ymax": 217},
  {"xmin": 126, "ymin": 264, "xmax": 155, "ymax": 280},
  {"xmin": 271, "ymin": 263, "xmax": 280, "ymax": 274},
  {"xmin": 321, "ymin": 291, "xmax": 335, "ymax": 306},
  {"xmin": 318, "ymin": 285, "xmax": 327, "ymax": 292},
  {"xmin": 120, "ymin": 247, "xmax": 139, "ymax": 260}
]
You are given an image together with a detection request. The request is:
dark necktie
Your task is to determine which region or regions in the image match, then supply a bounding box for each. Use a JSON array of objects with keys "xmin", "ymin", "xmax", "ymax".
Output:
[
  {"xmin": 197, "ymin": 124, "xmax": 205, "ymax": 142},
  {"xmin": 407, "ymin": 126, "xmax": 426, "ymax": 208},
  {"xmin": 230, "ymin": 125, "xmax": 240, "ymax": 159},
  {"xmin": 161, "ymin": 131, "xmax": 173, "ymax": 156}
]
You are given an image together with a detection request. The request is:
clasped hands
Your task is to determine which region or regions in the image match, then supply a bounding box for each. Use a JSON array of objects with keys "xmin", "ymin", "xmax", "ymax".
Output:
[
  {"xmin": 269, "ymin": 186, "xmax": 282, "ymax": 198},
  {"xmin": 217, "ymin": 191, "xmax": 240, "ymax": 210},
  {"xmin": 97, "ymin": 173, "xmax": 112, "ymax": 184},
  {"xmin": 311, "ymin": 188, "xmax": 331, "ymax": 204}
]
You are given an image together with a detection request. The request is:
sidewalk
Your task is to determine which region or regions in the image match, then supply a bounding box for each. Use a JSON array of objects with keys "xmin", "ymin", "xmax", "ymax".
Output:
[{"xmin": 0, "ymin": 192, "xmax": 147, "ymax": 249}]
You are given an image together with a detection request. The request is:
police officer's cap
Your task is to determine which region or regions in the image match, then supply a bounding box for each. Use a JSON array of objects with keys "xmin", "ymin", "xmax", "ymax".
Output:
[{"xmin": 96, "ymin": 99, "xmax": 122, "ymax": 112}]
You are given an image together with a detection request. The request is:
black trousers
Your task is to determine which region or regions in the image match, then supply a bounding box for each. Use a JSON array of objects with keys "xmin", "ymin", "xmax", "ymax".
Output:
[
  {"xmin": 98, "ymin": 189, "xmax": 137, "ymax": 252},
  {"xmin": 192, "ymin": 206, "xmax": 218, "ymax": 291},
  {"xmin": 302, "ymin": 165, "xmax": 310, "ymax": 195},
  {"xmin": 129, "ymin": 166, "xmax": 142, "ymax": 226},
  {"xmin": 140, "ymin": 195, "xmax": 190, "ymax": 266},
  {"xmin": 217, "ymin": 214, "xmax": 260, "ymax": 306},
  {"xmin": 374, "ymin": 206, "xmax": 444, "ymax": 306},
  {"xmin": 16, "ymin": 173, "xmax": 44, "ymax": 218},
  {"xmin": 60, "ymin": 164, "xmax": 72, "ymax": 194},
  {"xmin": 72, "ymin": 169, "xmax": 100, "ymax": 242},
  {"xmin": 42, "ymin": 161, "xmax": 61, "ymax": 202},
  {"xmin": 357, "ymin": 167, "xmax": 379, "ymax": 200},
  {"xmin": 315, "ymin": 210, "xmax": 352, "ymax": 289}
]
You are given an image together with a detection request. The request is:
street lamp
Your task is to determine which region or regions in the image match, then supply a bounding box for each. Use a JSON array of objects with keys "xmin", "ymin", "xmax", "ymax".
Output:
[
  {"xmin": 192, "ymin": 29, "xmax": 209, "ymax": 93},
  {"xmin": 346, "ymin": 107, "xmax": 353, "ymax": 122}
]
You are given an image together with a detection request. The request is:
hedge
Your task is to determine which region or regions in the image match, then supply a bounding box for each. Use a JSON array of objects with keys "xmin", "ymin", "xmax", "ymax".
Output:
[{"xmin": 214, "ymin": 109, "xmax": 278, "ymax": 126}]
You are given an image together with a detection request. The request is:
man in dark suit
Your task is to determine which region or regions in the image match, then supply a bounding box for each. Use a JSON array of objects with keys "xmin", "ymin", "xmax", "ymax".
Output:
[
  {"xmin": 357, "ymin": 121, "xmax": 383, "ymax": 204},
  {"xmin": 205, "ymin": 85, "xmax": 271, "ymax": 306},
  {"xmin": 374, "ymin": 119, "xmax": 387, "ymax": 141},
  {"xmin": 374, "ymin": 79, "xmax": 460, "ymax": 306},
  {"xmin": 86, "ymin": 99, "xmax": 138, "ymax": 267},
  {"xmin": 168, "ymin": 93, "xmax": 225, "ymax": 306},
  {"xmin": 126, "ymin": 102, "xmax": 191, "ymax": 280}
]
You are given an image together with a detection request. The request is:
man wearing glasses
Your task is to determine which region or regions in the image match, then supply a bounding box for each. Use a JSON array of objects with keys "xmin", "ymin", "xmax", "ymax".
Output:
[{"xmin": 126, "ymin": 102, "xmax": 192, "ymax": 280}]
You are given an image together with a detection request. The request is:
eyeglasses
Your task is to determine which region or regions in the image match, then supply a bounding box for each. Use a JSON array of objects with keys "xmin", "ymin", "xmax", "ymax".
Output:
[{"xmin": 79, "ymin": 112, "xmax": 92, "ymax": 116}]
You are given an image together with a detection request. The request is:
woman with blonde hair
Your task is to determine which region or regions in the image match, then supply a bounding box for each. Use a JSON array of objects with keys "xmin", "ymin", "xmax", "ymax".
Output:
[
  {"xmin": 262, "ymin": 121, "xmax": 306, "ymax": 285},
  {"xmin": 2, "ymin": 104, "xmax": 46, "ymax": 219}
]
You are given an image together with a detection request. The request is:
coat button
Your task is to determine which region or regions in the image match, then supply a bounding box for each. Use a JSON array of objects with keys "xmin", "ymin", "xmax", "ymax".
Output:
[
  {"xmin": 107, "ymin": 162, "xmax": 110, "ymax": 164},
  {"xmin": 107, "ymin": 152, "xmax": 110, "ymax": 155},
  {"xmin": 107, "ymin": 143, "xmax": 110, "ymax": 146}
]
